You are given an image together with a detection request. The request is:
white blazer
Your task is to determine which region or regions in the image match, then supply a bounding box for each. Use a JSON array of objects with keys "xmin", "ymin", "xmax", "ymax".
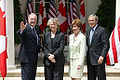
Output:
[{"xmin": 68, "ymin": 32, "xmax": 86, "ymax": 66}]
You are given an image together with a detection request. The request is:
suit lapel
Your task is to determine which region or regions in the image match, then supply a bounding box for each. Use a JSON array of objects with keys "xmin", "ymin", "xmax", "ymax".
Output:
[
  {"xmin": 27, "ymin": 24, "xmax": 38, "ymax": 44},
  {"xmin": 88, "ymin": 29, "xmax": 91, "ymax": 46},
  {"xmin": 48, "ymin": 32, "xmax": 52, "ymax": 50},
  {"xmin": 27, "ymin": 24, "xmax": 36, "ymax": 36},
  {"xmin": 52, "ymin": 31, "xmax": 59, "ymax": 47}
]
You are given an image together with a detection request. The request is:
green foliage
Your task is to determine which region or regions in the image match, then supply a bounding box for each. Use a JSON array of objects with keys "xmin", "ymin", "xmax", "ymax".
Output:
[
  {"xmin": 14, "ymin": 0, "xmax": 23, "ymax": 44},
  {"xmin": 96, "ymin": 0, "xmax": 116, "ymax": 33}
]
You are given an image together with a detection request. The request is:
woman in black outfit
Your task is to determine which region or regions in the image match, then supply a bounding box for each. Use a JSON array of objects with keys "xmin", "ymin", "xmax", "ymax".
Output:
[{"xmin": 43, "ymin": 18, "xmax": 65, "ymax": 80}]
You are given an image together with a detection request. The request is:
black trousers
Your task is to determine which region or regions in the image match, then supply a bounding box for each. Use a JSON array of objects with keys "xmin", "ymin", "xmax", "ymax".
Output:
[
  {"xmin": 87, "ymin": 59, "xmax": 106, "ymax": 80},
  {"xmin": 21, "ymin": 62, "xmax": 37, "ymax": 80},
  {"xmin": 44, "ymin": 64, "xmax": 64, "ymax": 80}
]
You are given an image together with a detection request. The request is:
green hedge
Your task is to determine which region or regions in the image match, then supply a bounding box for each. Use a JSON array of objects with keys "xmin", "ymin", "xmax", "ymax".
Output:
[
  {"xmin": 96, "ymin": 0, "xmax": 116, "ymax": 33},
  {"xmin": 14, "ymin": 0, "xmax": 23, "ymax": 44}
]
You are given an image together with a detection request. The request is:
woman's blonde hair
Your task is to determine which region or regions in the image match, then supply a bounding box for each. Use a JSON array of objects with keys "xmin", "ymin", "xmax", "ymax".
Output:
[{"xmin": 47, "ymin": 18, "xmax": 59, "ymax": 27}]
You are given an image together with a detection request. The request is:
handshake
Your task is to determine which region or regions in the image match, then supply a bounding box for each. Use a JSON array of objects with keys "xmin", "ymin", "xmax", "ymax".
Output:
[{"xmin": 48, "ymin": 54, "xmax": 56, "ymax": 63}]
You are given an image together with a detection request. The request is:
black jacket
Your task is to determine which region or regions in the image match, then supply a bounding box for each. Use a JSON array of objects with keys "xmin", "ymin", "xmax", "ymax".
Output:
[
  {"xmin": 17, "ymin": 24, "xmax": 41, "ymax": 63},
  {"xmin": 43, "ymin": 31, "xmax": 65, "ymax": 65},
  {"xmin": 86, "ymin": 26, "xmax": 109, "ymax": 65}
]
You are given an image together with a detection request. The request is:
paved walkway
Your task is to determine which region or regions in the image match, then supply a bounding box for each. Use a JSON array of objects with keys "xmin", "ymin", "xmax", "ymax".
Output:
[
  {"xmin": 1, "ymin": 77, "xmax": 120, "ymax": 80},
  {"xmin": 0, "ymin": 65, "xmax": 120, "ymax": 80},
  {"xmin": 2, "ymin": 57, "xmax": 120, "ymax": 80},
  {"xmin": 6, "ymin": 65, "xmax": 120, "ymax": 76},
  {"xmin": 0, "ymin": 65, "xmax": 119, "ymax": 80}
]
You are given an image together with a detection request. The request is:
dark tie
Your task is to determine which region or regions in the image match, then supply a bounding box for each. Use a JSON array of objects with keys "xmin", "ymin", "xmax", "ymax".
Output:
[
  {"xmin": 33, "ymin": 28, "xmax": 36, "ymax": 34},
  {"xmin": 33, "ymin": 28, "xmax": 39, "ymax": 44},
  {"xmin": 89, "ymin": 28, "xmax": 94, "ymax": 45}
]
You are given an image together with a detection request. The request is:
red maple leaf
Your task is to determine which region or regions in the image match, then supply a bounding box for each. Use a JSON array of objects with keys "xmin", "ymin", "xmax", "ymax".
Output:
[{"xmin": 0, "ymin": 8, "xmax": 6, "ymax": 36}]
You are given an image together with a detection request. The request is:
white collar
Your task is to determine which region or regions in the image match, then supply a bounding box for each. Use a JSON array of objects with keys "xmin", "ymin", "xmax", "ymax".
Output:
[
  {"xmin": 30, "ymin": 25, "xmax": 34, "ymax": 29},
  {"xmin": 51, "ymin": 32, "xmax": 56, "ymax": 38}
]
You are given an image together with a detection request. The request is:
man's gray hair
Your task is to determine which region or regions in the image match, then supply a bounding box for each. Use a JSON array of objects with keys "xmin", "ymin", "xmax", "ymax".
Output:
[
  {"xmin": 28, "ymin": 13, "xmax": 37, "ymax": 20},
  {"xmin": 88, "ymin": 14, "xmax": 98, "ymax": 21}
]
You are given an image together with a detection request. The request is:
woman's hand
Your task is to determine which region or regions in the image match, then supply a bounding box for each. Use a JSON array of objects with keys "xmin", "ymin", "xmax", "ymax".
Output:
[
  {"xmin": 51, "ymin": 58, "xmax": 56, "ymax": 63},
  {"xmin": 77, "ymin": 65, "xmax": 81, "ymax": 70},
  {"xmin": 48, "ymin": 54, "xmax": 55, "ymax": 60}
]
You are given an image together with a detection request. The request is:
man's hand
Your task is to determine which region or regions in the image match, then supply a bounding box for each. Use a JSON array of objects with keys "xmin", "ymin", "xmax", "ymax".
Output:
[
  {"xmin": 98, "ymin": 56, "xmax": 104, "ymax": 64},
  {"xmin": 67, "ymin": 61, "xmax": 70, "ymax": 65},
  {"xmin": 20, "ymin": 21, "xmax": 26, "ymax": 31}
]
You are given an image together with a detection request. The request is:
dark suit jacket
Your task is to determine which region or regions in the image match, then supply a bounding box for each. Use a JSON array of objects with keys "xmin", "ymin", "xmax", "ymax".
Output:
[
  {"xmin": 17, "ymin": 24, "xmax": 40, "ymax": 63},
  {"xmin": 86, "ymin": 25, "xmax": 109, "ymax": 65},
  {"xmin": 43, "ymin": 31, "xmax": 65, "ymax": 65}
]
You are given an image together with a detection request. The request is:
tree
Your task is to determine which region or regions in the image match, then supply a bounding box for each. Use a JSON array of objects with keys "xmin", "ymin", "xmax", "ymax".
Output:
[
  {"xmin": 96, "ymin": 0, "xmax": 116, "ymax": 33},
  {"xmin": 14, "ymin": 0, "xmax": 23, "ymax": 44}
]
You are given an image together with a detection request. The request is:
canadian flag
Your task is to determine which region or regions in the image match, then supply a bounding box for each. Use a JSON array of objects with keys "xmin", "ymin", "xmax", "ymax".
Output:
[
  {"xmin": 0, "ymin": 0, "xmax": 8, "ymax": 77},
  {"xmin": 58, "ymin": 0, "xmax": 68, "ymax": 33},
  {"xmin": 38, "ymin": 0, "xmax": 47, "ymax": 32},
  {"xmin": 79, "ymin": 0, "xmax": 86, "ymax": 33}
]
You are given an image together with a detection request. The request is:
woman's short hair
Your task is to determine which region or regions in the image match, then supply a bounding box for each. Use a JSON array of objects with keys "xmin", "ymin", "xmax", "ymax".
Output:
[
  {"xmin": 71, "ymin": 18, "xmax": 82, "ymax": 29},
  {"xmin": 47, "ymin": 18, "xmax": 59, "ymax": 27}
]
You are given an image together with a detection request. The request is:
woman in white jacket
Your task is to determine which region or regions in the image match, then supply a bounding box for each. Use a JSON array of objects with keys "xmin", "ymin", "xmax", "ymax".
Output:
[{"xmin": 68, "ymin": 18, "xmax": 86, "ymax": 80}]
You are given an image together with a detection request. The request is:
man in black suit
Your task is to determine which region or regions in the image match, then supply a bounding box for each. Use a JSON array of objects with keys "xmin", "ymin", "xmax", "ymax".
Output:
[
  {"xmin": 17, "ymin": 13, "xmax": 41, "ymax": 80},
  {"xmin": 86, "ymin": 14, "xmax": 109, "ymax": 80}
]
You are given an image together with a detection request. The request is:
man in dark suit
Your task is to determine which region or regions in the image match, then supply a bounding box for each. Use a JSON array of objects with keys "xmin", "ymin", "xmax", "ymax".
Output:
[
  {"xmin": 86, "ymin": 14, "xmax": 109, "ymax": 80},
  {"xmin": 43, "ymin": 18, "xmax": 65, "ymax": 80},
  {"xmin": 17, "ymin": 13, "xmax": 41, "ymax": 80}
]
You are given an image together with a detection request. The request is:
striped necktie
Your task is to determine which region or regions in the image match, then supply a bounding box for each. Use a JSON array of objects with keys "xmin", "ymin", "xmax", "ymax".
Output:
[{"xmin": 89, "ymin": 28, "xmax": 94, "ymax": 45}]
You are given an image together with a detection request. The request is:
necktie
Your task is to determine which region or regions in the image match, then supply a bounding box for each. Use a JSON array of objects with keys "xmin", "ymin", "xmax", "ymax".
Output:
[
  {"xmin": 33, "ymin": 28, "xmax": 36, "ymax": 34},
  {"xmin": 89, "ymin": 28, "xmax": 94, "ymax": 45},
  {"xmin": 33, "ymin": 28, "xmax": 39, "ymax": 44}
]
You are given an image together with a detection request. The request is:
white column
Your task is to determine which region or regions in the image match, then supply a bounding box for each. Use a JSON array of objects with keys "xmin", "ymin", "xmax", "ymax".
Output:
[
  {"xmin": 6, "ymin": 0, "xmax": 16, "ymax": 69},
  {"xmin": 114, "ymin": 0, "xmax": 120, "ymax": 68}
]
